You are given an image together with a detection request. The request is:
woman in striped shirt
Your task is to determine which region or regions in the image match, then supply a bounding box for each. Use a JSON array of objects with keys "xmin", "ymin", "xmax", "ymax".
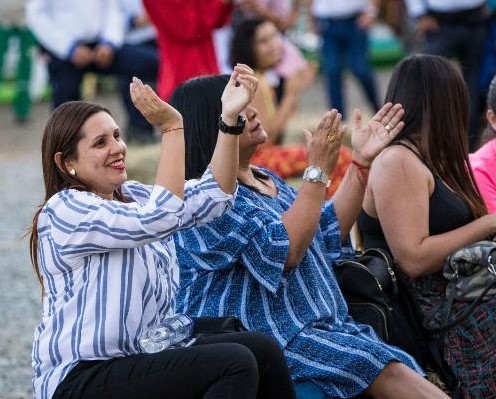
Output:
[
  {"xmin": 29, "ymin": 65, "xmax": 296, "ymax": 399},
  {"xmin": 171, "ymin": 75, "xmax": 450, "ymax": 399}
]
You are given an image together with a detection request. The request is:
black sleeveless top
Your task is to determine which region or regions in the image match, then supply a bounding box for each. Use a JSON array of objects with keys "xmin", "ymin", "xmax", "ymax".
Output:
[
  {"xmin": 358, "ymin": 143, "xmax": 473, "ymax": 251},
  {"xmin": 359, "ymin": 144, "xmax": 496, "ymax": 397},
  {"xmin": 358, "ymin": 142, "xmax": 474, "ymax": 316}
]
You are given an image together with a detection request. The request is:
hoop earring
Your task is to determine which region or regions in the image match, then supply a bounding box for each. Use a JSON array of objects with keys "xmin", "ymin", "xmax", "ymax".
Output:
[{"xmin": 69, "ymin": 168, "xmax": 76, "ymax": 176}]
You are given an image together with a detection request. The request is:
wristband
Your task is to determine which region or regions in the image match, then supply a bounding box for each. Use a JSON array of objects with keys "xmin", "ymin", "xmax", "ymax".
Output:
[
  {"xmin": 218, "ymin": 115, "xmax": 246, "ymax": 135},
  {"xmin": 351, "ymin": 159, "xmax": 370, "ymax": 170},
  {"xmin": 351, "ymin": 160, "xmax": 370, "ymax": 186}
]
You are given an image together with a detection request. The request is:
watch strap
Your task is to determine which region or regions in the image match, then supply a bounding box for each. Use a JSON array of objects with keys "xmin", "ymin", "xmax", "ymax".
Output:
[
  {"xmin": 218, "ymin": 115, "xmax": 246, "ymax": 135},
  {"xmin": 303, "ymin": 166, "xmax": 330, "ymax": 187}
]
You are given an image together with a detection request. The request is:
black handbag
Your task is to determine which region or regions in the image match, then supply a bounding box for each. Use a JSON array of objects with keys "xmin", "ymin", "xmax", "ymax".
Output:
[
  {"xmin": 335, "ymin": 248, "xmax": 422, "ymax": 354},
  {"xmin": 335, "ymin": 248, "xmax": 458, "ymax": 391}
]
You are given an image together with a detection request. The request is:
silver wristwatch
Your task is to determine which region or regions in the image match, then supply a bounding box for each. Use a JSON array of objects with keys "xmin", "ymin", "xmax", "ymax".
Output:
[{"xmin": 303, "ymin": 166, "xmax": 330, "ymax": 187}]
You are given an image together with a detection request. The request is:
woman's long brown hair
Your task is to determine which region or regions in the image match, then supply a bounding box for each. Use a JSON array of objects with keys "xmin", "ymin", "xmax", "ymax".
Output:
[
  {"xmin": 29, "ymin": 101, "xmax": 126, "ymax": 287},
  {"xmin": 385, "ymin": 55, "xmax": 487, "ymax": 219}
]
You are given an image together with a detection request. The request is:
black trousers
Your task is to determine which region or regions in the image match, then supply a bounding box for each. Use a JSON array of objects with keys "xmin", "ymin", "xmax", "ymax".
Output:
[
  {"xmin": 52, "ymin": 332, "xmax": 296, "ymax": 399},
  {"xmin": 43, "ymin": 42, "xmax": 158, "ymax": 133},
  {"xmin": 422, "ymin": 21, "xmax": 486, "ymax": 150}
]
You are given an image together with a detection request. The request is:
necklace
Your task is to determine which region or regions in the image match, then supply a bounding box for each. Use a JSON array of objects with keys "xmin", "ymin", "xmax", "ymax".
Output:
[{"xmin": 239, "ymin": 168, "xmax": 268, "ymax": 192}]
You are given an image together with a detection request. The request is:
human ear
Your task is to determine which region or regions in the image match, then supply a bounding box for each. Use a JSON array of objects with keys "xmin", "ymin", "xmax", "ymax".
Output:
[
  {"xmin": 486, "ymin": 109, "xmax": 496, "ymax": 131},
  {"xmin": 54, "ymin": 152, "xmax": 74, "ymax": 174}
]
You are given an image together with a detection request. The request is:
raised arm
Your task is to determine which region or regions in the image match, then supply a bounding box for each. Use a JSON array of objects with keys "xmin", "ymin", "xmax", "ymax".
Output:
[
  {"xmin": 281, "ymin": 110, "xmax": 344, "ymax": 268},
  {"xmin": 130, "ymin": 77, "xmax": 185, "ymax": 199},
  {"xmin": 210, "ymin": 64, "xmax": 258, "ymax": 194},
  {"xmin": 332, "ymin": 103, "xmax": 404, "ymax": 239}
]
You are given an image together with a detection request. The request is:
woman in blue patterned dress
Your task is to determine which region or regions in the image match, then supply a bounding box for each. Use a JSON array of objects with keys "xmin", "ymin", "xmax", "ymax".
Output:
[
  {"xmin": 360, "ymin": 54, "xmax": 496, "ymax": 398},
  {"xmin": 28, "ymin": 66, "xmax": 298, "ymax": 399},
  {"xmin": 171, "ymin": 75, "xmax": 449, "ymax": 398}
]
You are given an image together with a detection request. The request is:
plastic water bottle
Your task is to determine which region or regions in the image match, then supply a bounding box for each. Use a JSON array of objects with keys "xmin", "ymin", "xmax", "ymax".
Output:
[{"xmin": 139, "ymin": 314, "xmax": 194, "ymax": 353}]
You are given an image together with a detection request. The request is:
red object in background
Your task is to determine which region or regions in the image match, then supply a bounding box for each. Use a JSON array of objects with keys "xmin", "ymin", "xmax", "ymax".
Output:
[{"xmin": 143, "ymin": 0, "xmax": 232, "ymax": 100}]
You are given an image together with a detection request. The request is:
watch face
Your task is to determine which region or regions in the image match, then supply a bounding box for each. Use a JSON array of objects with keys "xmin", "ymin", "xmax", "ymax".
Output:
[{"xmin": 308, "ymin": 168, "xmax": 319, "ymax": 179}]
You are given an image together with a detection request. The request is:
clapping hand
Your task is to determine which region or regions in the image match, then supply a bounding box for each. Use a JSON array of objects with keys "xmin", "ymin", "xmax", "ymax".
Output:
[
  {"xmin": 71, "ymin": 45, "xmax": 94, "ymax": 68},
  {"xmin": 94, "ymin": 43, "xmax": 115, "ymax": 69},
  {"xmin": 304, "ymin": 109, "xmax": 345, "ymax": 177},
  {"xmin": 351, "ymin": 103, "xmax": 404, "ymax": 166},
  {"xmin": 221, "ymin": 64, "xmax": 258, "ymax": 123},
  {"xmin": 130, "ymin": 77, "xmax": 183, "ymax": 133}
]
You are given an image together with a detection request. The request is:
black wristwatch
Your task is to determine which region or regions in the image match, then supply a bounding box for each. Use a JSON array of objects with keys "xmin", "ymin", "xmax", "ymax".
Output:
[{"xmin": 218, "ymin": 115, "xmax": 246, "ymax": 135}]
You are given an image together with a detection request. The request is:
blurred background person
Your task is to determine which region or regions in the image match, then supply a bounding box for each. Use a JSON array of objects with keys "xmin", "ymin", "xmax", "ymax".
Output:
[
  {"xmin": 470, "ymin": 74, "xmax": 496, "ymax": 213},
  {"xmin": 404, "ymin": 0, "xmax": 488, "ymax": 151},
  {"xmin": 143, "ymin": 0, "xmax": 233, "ymax": 101},
  {"xmin": 26, "ymin": 0, "xmax": 157, "ymax": 144},
  {"xmin": 477, "ymin": 0, "xmax": 496, "ymax": 132},
  {"xmin": 376, "ymin": 0, "xmax": 420, "ymax": 54},
  {"xmin": 230, "ymin": 18, "xmax": 312, "ymax": 145},
  {"xmin": 235, "ymin": 0, "xmax": 301, "ymax": 31},
  {"xmin": 311, "ymin": 0, "xmax": 381, "ymax": 120},
  {"xmin": 117, "ymin": 0, "xmax": 158, "ymax": 144},
  {"xmin": 232, "ymin": 0, "xmax": 311, "ymax": 78},
  {"xmin": 230, "ymin": 17, "xmax": 351, "ymax": 195},
  {"xmin": 360, "ymin": 54, "xmax": 496, "ymax": 398}
]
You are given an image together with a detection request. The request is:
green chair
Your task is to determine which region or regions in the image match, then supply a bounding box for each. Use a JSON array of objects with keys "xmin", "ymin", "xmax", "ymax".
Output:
[{"xmin": 0, "ymin": 25, "xmax": 36, "ymax": 121}]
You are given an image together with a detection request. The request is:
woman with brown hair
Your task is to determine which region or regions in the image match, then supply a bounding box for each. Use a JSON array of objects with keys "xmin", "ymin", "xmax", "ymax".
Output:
[
  {"xmin": 360, "ymin": 54, "xmax": 496, "ymax": 398},
  {"xmin": 470, "ymin": 74, "xmax": 496, "ymax": 214},
  {"xmin": 28, "ymin": 66, "xmax": 297, "ymax": 399},
  {"xmin": 230, "ymin": 17, "xmax": 352, "ymax": 196}
]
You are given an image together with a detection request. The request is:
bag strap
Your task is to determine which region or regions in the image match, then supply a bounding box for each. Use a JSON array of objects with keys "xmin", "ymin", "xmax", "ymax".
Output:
[
  {"xmin": 361, "ymin": 247, "xmax": 399, "ymax": 295},
  {"xmin": 423, "ymin": 279, "xmax": 496, "ymax": 332}
]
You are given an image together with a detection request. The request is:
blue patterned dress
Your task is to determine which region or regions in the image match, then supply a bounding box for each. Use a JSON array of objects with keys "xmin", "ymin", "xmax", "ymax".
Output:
[{"xmin": 174, "ymin": 168, "xmax": 422, "ymax": 398}]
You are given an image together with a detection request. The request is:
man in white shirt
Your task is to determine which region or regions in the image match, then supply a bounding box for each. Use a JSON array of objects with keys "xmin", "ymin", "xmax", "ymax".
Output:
[
  {"xmin": 26, "ymin": 0, "xmax": 158, "ymax": 144},
  {"xmin": 405, "ymin": 0, "xmax": 488, "ymax": 151}
]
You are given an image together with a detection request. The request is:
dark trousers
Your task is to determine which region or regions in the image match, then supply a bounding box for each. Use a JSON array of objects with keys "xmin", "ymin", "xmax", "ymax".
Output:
[
  {"xmin": 52, "ymin": 332, "xmax": 296, "ymax": 399},
  {"xmin": 422, "ymin": 22, "xmax": 486, "ymax": 150},
  {"xmin": 46, "ymin": 42, "xmax": 158, "ymax": 133},
  {"xmin": 316, "ymin": 15, "xmax": 380, "ymax": 119}
]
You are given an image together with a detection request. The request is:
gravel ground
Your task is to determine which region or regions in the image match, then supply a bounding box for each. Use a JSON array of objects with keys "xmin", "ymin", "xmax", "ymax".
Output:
[{"xmin": 0, "ymin": 71, "xmax": 391, "ymax": 399}]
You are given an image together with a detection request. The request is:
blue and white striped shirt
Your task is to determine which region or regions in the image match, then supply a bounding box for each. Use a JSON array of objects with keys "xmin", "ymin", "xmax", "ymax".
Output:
[{"xmin": 32, "ymin": 168, "xmax": 234, "ymax": 399}]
